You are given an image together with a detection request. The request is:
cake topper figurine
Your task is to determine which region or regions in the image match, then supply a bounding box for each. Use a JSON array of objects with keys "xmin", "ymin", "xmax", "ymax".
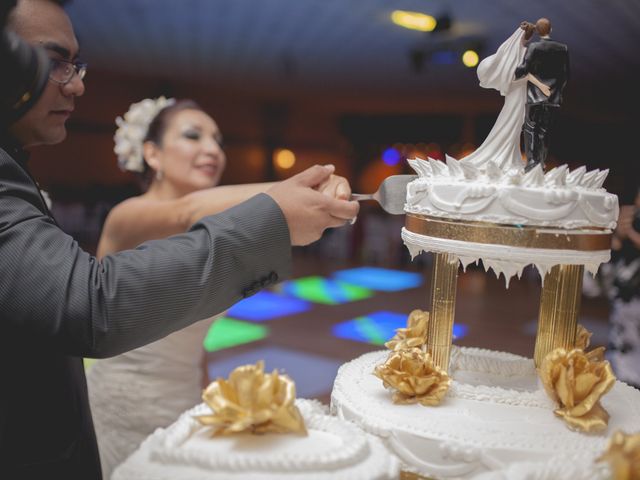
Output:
[{"xmin": 515, "ymin": 18, "xmax": 570, "ymax": 172}]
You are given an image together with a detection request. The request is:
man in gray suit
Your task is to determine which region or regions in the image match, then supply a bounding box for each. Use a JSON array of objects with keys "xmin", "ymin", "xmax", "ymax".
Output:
[{"xmin": 0, "ymin": 0, "xmax": 359, "ymax": 477}]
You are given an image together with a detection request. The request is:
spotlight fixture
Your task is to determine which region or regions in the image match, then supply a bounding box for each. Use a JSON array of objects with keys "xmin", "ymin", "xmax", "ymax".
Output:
[
  {"xmin": 391, "ymin": 10, "xmax": 437, "ymax": 32},
  {"xmin": 432, "ymin": 13, "xmax": 452, "ymax": 33}
]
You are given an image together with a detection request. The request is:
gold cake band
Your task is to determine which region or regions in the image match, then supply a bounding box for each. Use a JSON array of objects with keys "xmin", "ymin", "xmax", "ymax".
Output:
[
  {"xmin": 405, "ymin": 214, "xmax": 611, "ymax": 251},
  {"xmin": 401, "ymin": 471, "xmax": 434, "ymax": 480}
]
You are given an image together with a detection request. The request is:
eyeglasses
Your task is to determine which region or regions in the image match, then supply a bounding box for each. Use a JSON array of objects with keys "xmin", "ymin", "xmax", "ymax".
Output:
[{"xmin": 49, "ymin": 58, "xmax": 88, "ymax": 86}]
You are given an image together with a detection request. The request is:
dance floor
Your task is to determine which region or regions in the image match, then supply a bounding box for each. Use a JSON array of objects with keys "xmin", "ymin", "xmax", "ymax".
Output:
[{"xmin": 202, "ymin": 252, "xmax": 611, "ymax": 404}]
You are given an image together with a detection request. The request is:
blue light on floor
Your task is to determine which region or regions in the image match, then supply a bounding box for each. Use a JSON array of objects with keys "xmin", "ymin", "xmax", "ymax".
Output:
[
  {"xmin": 333, "ymin": 311, "xmax": 410, "ymax": 345},
  {"xmin": 227, "ymin": 290, "xmax": 311, "ymax": 322},
  {"xmin": 333, "ymin": 310, "xmax": 468, "ymax": 345},
  {"xmin": 332, "ymin": 267, "xmax": 423, "ymax": 291},
  {"xmin": 207, "ymin": 346, "xmax": 342, "ymax": 399}
]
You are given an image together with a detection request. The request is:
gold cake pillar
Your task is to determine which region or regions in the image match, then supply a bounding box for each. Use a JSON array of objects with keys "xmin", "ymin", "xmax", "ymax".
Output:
[
  {"xmin": 426, "ymin": 252, "xmax": 459, "ymax": 372},
  {"xmin": 534, "ymin": 264, "xmax": 584, "ymax": 368}
]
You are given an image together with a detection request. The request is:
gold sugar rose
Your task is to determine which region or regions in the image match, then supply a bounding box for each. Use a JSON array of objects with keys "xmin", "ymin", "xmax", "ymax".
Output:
[
  {"xmin": 195, "ymin": 361, "xmax": 307, "ymax": 436},
  {"xmin": 374, "ymin": 348, "xmax": 450, "ymax": 406},
  {"xmin": 385, "ymin": 309, "xmax": 429, "ymax": 352},
  {"xmin": 597, "ymin": 430, "xmax": 640, "ymax": 480},
  {"xmin": 540, "ymin": 346, "xmax": 615, "ymax": 433}
]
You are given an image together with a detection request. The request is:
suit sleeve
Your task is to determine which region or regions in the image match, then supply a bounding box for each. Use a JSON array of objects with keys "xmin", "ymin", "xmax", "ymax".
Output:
[{"xmin": 0, "ymin": 179, "xmax": 292, "ymax": 357}]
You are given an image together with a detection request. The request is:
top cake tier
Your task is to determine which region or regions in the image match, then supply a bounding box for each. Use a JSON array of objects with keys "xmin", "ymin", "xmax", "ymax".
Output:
[{"xmin": 405, "ymin": 157, "xmax": 618, "ymax": 230}]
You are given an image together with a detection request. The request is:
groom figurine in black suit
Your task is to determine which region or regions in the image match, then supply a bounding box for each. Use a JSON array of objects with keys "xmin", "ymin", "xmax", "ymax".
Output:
[{"xmin": 515, "ymin": 18, "xmax": 570, "ymax": 172}]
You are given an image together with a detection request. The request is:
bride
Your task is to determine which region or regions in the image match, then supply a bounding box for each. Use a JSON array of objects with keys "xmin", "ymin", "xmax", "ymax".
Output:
[{"xmin": 87, "ymin": 97, "xmax": 352, "ymax": 478}]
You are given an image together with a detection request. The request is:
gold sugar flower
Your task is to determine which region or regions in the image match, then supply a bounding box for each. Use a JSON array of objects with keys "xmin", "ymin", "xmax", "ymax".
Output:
[
  {"xmin": 540, "ymin": 347, "xmax": 615, "ymax": 433},
  {"xmin": 575, "ymin": 323, "xmax": 593, "ymax": 350},
  {"xmin": 385, "ymin": 309, "xmax": 429, "ymax": 351},
  {"xmin": 195, "ymin": 361, "xmax": 307, "ymax": 436},
  {"xmin": 597, "ymin": 430, "xmax": 640, "ymax": 480},
  {"xmin": 374, "ymin": 348, "xmax": 450, "ymax": 406}
]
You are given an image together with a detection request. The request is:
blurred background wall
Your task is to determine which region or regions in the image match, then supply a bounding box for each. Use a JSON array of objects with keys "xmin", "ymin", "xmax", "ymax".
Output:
[{"xmin": 27, "ymin": 0, "xmax": 640, "ymax": 256}]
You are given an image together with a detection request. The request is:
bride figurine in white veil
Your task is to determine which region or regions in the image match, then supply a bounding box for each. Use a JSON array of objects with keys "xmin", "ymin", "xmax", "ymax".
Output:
[{"xmin": 460, "ymin": 21, "xmax": 549, "ymax": 173}]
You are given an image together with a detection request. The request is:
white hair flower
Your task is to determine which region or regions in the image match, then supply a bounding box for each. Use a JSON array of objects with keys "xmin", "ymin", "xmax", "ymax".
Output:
[{"xmin": 113, "ymin": 96, "xmax": 176, "ymax": 172}]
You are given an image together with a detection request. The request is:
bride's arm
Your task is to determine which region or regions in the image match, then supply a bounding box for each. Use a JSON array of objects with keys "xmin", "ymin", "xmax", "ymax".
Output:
[
  {"xmin": 97, "ymin": 183, "xmax": 274, "ymax": 257},
  {"xmin": 525, "ymin": 73, "xmax": 551, "ymax": 97},
  {"xmin": 97, "ymin": 174, "xmax": 352, "ymax": 256}
]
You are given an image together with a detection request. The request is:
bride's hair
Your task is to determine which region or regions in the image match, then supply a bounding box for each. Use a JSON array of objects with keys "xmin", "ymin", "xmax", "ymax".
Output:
[{"xmin": 144, "ymin": 99, "xmax": 204, "ymax": 148}]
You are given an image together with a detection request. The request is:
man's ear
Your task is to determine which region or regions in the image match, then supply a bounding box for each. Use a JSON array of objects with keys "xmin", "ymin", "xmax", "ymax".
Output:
[{"xmin": 143, "ymin": 141, "xmax": 162, "ymax": 172}]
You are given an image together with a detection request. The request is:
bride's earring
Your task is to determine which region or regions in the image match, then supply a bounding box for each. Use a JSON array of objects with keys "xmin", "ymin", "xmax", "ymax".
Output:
[{"xmin": 156, "ymin": 169, "xmax": 164, "ymax": 181}]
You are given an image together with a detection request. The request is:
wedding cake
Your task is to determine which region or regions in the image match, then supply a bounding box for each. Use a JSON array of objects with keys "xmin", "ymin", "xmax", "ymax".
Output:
[
  {"xmin": 331, "ymin": 26, "xmax": 639, "ymax": 480},
  {"xmin": 331, "ymin": 347, "xmax": 640, "ymax": 479},
  {"xmin": 112, "ymin": 363, "xmax": 399, "ymax": 480}
]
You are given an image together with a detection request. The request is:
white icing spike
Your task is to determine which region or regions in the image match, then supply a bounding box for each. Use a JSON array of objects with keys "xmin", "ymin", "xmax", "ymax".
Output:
[
  {"xmin": 544, "ymin": 165, "xmax": 568, "ymax": 187},
  {"xmin": 485, "ymin": 162, "xmax": 503, "ymax": 180},
  {"xmin": 536, "ymin": 264, "xmax": 551, "ymax": 285},
  {"xmin": 445, "ymin": 156, "xmax": 465, "ymax": 178},
  {"xmin": 566, "ymin": 166, "xmax": 586, "ymax": 186},
  {"xmin": 593, "ymin": 169, "xmax": 609, "ymax": 189},
  {"xmin": 458, "ymin": 256, "xmax": 477, "ymax": 271},
  {"xmin": 404, "ymin": 242, "xmax": 423, "ymax": 260},
  {"xmin": 429, "ymin": 158, "xmax": 449, "ymax": 176},
  {"xmin": 407, "ymin": 158, "xmax": 431, "ymax": 178},
  {"xmin": 580, "ymin": 170, "xmax": 598, "ymax": 188},
  {"xmin": 521, "ymin": 164, "xmax": 544, "ymax": 187},
  {"xmin": 459, "ymin": 161, "xmax": 480, "ymax": 180}
]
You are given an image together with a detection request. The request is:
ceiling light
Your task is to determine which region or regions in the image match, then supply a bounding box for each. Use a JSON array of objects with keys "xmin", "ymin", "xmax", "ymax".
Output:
[
  {"xmin": 391, "ymin": 10, "xmax": 437, "ymax": 32},
  {"xmin": 462, "ymin": 50, "xmax": 479, "ymax": 68}
]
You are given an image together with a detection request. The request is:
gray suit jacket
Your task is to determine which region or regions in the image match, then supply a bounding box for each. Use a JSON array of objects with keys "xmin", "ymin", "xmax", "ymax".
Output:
[{"xmin": 0, "ymin": 141, "xmax": 292, "ymax": 478}]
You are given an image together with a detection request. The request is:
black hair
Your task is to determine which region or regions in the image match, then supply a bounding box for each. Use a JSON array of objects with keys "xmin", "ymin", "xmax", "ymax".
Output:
[
  {"xmin": 143, "ymin": 99, "xmax": 204, "ymax": 147},
  {"xmin": 138, "ymin": 99, "xmax": 205, "ymax": 179}
]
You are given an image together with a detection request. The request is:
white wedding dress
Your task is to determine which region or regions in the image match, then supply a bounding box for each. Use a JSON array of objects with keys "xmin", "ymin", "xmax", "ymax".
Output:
[
  {"xmin": 460, "ymin": 28, "xmax": 527, "ymax": 171},
  {"xmin": 87, "ymin": 317, "xmax": 215, "ymax": 479}
]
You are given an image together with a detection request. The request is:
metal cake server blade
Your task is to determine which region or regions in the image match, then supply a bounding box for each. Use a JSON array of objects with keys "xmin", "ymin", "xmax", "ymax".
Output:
[{"xmin": 350, "ymin": 174, "xmax": 416, "ymax": 215}]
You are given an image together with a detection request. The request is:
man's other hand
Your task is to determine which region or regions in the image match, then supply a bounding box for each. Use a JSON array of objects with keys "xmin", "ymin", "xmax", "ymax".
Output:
[{"xmin": 267, "ymin": 165, "xmax": 359, "ymax": 246}]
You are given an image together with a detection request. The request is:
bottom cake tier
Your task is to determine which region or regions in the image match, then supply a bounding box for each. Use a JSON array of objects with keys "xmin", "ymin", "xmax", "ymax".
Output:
[{"xmin": 331, "ymin": 347, "xmax": 640, "ymax": 479}]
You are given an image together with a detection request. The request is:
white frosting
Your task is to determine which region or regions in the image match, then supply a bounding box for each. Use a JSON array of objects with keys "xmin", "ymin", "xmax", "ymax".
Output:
[
  {"xmin": 406, "ymin": 158, "xmax": 618, "ymax": 230},
  {"xmin": 112, "ymin": 399, "xmax": 399, "ymax": 480},
  {"xmin": 471, "ymin": 455, "xmax": 612, "ymax": 480},
  {"xmin": 330, "ymin": 348, "xmax": 640, "ymax": 479},
  {"xmin": 401, "ymin": 228, "xmax": 610, "ymax": 286}
]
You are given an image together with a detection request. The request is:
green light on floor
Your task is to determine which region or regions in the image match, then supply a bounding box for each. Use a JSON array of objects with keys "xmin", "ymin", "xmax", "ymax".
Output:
[
  {"xmin": 283, "ymin": 276, "xmax": 372, "ymax": 304},
  {"xmin": 355, "ymin": 317, "xmax": 387, "ymax": 345},
  {"xmin": 203, "ymin": 317, "xmax": 269, "ymax": 352}
]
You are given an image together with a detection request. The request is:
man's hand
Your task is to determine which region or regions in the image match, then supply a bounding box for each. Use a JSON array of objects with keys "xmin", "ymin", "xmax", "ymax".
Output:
[
  {"xmin": 317, "ymin": 170, "xmax": 351, "ymax": 200},
  {"xmin": 266, "ymin": 165, "xmax": 359, "ymax": 246}
]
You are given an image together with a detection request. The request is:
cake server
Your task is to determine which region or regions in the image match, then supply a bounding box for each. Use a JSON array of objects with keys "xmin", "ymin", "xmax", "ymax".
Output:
[{"xmin": 350, "ymin": 174, "xmax": 416, "ymax": 215}]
